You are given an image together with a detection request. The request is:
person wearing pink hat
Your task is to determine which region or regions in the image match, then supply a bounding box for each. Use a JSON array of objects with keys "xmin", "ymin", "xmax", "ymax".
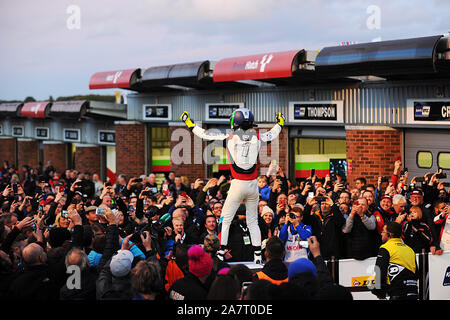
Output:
[{"xmin": 168, "ymin": 245, "xmax": 213, "ymax": 300}]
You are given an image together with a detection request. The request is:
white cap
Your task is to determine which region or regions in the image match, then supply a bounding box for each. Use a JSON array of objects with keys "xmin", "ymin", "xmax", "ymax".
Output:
[{"xmin": 110, "ymin": 250, "xmax": 134, "ymax": 277}]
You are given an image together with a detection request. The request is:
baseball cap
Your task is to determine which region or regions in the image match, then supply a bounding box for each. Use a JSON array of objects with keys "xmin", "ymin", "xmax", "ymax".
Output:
[
  {"xmin": 85, "ymin": 206, "xmax": 97, "ymax": 213},
  {"xmin": 110, "ymin": 250, "xmax": 134, "ymax": 277},
  {"xmin": 410, "ymin": 189, "xmax": 423, "ymax": 196}
]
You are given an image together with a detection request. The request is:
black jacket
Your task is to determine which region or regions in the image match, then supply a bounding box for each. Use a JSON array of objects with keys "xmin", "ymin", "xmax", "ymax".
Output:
[
  {"xmin": 345, "ymin": 213, "xmax": 377, "ymax": 260},
  {"xmin": 303, "ymin": 204, "xmax": 346, "ymax": 260},
  {"xmin": 168, "ymin": 272, "xmax": 210, "ymax": 300},
  {"xmin": 60, "ymin": 267, "xmax": 98, "ymax": 300},
  {"xmin": 253, "ymin": 259, "xmax": 288, "ymax": 282},
  {"xmin": 8, "ymin": 264, "xmax": 59, "ymax": 300},
  {"xmin": 226, "ymin": 219, "xmax": 254, "ymax": 262}
]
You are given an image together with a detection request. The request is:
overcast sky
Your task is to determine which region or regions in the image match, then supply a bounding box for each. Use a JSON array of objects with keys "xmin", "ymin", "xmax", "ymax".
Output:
[{"xmin": 0, "ymin": 0, "xmax": 449, "ymax": 101}]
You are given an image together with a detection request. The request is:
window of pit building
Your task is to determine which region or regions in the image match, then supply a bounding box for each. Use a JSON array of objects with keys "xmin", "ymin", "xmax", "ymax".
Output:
[
  {"xmin": 437, "ymin": 152, "xmax": 450, "ymax": 170},
  {"xmin": 416, "ymin": 151, "xmax": 432, "ymax": 169}
]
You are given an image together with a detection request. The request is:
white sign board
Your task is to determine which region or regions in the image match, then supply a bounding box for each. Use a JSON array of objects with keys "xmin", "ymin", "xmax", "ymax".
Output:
[
  {"xmin": 338, "ymin": 257, "xmax": 379, "ymax": 300},
  {"xmin": 428, "ymin": 251, "xmax": 450, "ymax": 300}
]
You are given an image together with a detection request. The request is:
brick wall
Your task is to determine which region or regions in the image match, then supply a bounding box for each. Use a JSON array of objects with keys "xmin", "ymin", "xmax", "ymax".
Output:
[
  {"xmin": 17, "ymin": 139, "xmax": 39, "ymax": 174},
  {"xmin": 115, "ymin": 122, "xmax": 146, "ymax": 178},
  {"xmin": 43, "ymin": 142, "xmax": 67, "ymax": 175},
  {"xmin": 0, "ymin": 137, "xmax": 17, "ymax": 167},
  {"xmin": 169, "ymin": 125, "xmax": 206, "ymax": 183},
  {"xmin": 256, "ymin": 126, "xmax": 288, "ymax": 176},
  {"xmin": 346, "ymin": 128, "xmax": 402, "ymax": 187},
  {"xmin": 74, "ymin": 145, "xmax": 101, "ymax": 176}
]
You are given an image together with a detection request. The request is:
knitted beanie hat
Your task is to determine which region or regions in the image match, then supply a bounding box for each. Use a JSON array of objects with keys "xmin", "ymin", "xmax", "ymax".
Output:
[
  {"xmin": 288, "ymin": 257, "xmax": 317, "ymax": 279},
  {"xmin": 188, "ymin": 245, "xmax": 213, "ymax": 278}
]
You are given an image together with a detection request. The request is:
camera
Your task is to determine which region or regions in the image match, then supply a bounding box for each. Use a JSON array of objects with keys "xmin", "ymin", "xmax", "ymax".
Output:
[
  {"xmin": 315, "ymin": 195, "xmax": 326, "ymax": 203},
  {"xmin": 289, "ymin": 212, "xmax": 297, "ymax": 220},
  {"xmin": 142, "ymin": 190, "xmax": 153, "ymax": 197},
  {"xmin": 400, "ymin": 168, "xmax": 408, "ymax": 176},
  {"xmin": 436, "ymin": 172, "xmax": 447, "ymax": 179},
  {"xmin": 134, "ymin": 178, "xmax": 143, "ymax": 183}
]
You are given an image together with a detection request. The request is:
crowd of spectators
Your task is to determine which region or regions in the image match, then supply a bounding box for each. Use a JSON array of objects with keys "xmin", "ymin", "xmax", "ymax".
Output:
[{"xmin": 0, "ymin": 158, "xmax": 448, "ymax": 300}]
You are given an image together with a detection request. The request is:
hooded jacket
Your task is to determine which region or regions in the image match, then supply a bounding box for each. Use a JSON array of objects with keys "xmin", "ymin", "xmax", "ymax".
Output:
[{"xmin": 253, "ymin": 259, "xmax": 288, "ymax": 285}]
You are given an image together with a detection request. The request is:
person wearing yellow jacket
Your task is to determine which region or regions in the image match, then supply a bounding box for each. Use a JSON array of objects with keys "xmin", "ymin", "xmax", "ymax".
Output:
[{"xmin": 372, "ymin": 221, "xmax": 419, "ymax": 300}]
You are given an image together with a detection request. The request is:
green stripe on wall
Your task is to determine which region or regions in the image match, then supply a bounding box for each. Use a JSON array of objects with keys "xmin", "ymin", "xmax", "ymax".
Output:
[
  {"xmin": 295, "ymin": 161, "xmax": 330, "ymax": 171},
  {"xmin": 152, "ymin": 159, "xmax": 171, "ymax": 166}
]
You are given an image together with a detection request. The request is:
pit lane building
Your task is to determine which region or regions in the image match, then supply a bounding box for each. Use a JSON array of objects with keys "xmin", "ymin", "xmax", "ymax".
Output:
[{"xmin": 1, "ymin": 34, "xmax": 449, "ymax": 186}]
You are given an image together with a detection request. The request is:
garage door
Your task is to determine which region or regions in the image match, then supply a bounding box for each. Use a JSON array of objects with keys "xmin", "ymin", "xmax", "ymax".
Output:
[{"xmin": 404, "ymin": 129, "xmax": 450, "ymax": 183}]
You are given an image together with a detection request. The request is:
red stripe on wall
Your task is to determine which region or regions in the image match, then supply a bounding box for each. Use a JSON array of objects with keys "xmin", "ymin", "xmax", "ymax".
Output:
[{"xmin": 295, "ymin": 169, "xmax": 330, "ymax": 179}]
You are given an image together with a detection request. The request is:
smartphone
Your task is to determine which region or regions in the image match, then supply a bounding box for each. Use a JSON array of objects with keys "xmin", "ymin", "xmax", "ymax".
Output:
[
  {"xmin": 12, "ymin": 183, "xmax": 18, "ymax": 194},
  {"xmin": 415, "ymin": 177, "xmax": 425, "ymax": 183},
  {"xmin": 299, "ymin": 240, "xmax": 309, "ymax": 248},
  {"xmin": 96, "ymin": 208, "xmax": 105, "ymax": 215},
  {"xmin": 241, "ymin": 281, "xmax": 252, "ymax": 297},
  {"xmin": 310, "ymin": 169, "xmax": 316, "ymax": 177},
  {"xmin": 61, "ymin": 210, "xmax": 69, "ymax": 219},
  {"xmin": 180, "ymin": 191, "xmax": 187, "ymax": 198},
  {"xmin": 354, "ymin": 201, "xmax": 359, "ymax": 206},
  {"xmin": 308, "ymin": 192, "xmax": 315, "ymax": 198},
  {"xmin": 134, "ymin": 178, "xmax": 143, "ymax": 183},
  {"xmin": 443, "ymin": 182, "xmax": 450, "ymax": 187}
]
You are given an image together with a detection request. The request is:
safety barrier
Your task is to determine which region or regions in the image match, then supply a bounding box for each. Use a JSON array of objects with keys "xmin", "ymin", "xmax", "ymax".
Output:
[
  {"xmin": 229, "ymin": 250, "xmax": 450, "ymax": 300},
  {"xmin": 325, "ymin": 250, "xmax": 450, "ymax": 300}
]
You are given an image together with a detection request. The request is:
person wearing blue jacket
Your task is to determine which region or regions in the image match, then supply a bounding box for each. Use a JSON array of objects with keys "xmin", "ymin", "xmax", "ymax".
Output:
[
  {"xmin": 258, "ymin": 176, "xmax": 271, "ymax": 202},
  {"xmin": 279, "ymin": 205, "xmax": 312, "ymax": 262}
]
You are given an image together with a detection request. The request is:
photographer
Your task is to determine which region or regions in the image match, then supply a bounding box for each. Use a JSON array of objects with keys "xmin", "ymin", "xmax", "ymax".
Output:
[{"xmin": 278, "ymin": 205, "xmax": 312, "ymax": 262}]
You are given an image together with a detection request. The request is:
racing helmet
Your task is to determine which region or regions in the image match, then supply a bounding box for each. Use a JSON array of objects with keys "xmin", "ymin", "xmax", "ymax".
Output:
[{"xmin": 230, "ymin": 108, "xmax": 256, "ymax": 130}]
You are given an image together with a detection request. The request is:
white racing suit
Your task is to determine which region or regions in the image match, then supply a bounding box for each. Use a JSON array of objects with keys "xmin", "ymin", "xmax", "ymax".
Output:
[{"xmin": 191, "ymin": 124, "xmax": 282, "ymax": 263}]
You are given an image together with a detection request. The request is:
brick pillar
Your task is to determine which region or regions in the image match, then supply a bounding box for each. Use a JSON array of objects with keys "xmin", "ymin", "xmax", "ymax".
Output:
[
  {"xmin": 346, "ymin": 127, "xmax": 402, "ymax": 187},
  {"xmin": 0, "ymin": 137, "xmax": 17, "ymax": 168},
  {"xmin": 170, "ymin": 125, "xmax": 206, "ymax": 182},
  {"xmin": 74, "ymin": 144, "xmax": 101, "ymax": 175},
  {"xmin": 115, "ymin": 121, "xmax": 146, "ymax": 178},
  {"xmin": 17, "ymin": 139, "xmax": 39, "ymax": 175},
  {"xmin": 43, "ymin": 142, "xmax": 67, "ymax": 175}
]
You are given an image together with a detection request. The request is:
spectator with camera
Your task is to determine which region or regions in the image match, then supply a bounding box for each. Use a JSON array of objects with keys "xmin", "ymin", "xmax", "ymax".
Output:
[
  {"xmin": 342, "ymin": 197, "xmax": 377, "ymax": 260},
  {"xmin": 304, "ymin": 195, "xmax": 346, "ymax": 260},
  {"xmin": 407, "ymin": 189, "xmax": 442, "ymax": 255},
  {"xmin": 433, "ymin": 201, "xmax": 450, "ymax": 251},
  {"xmin": 278, "ymin": 205, "xmax": 312, "ymax": 262},
  {"xmin": 399, "ymin": 205, "xmax": 433, "ymax": 253}
]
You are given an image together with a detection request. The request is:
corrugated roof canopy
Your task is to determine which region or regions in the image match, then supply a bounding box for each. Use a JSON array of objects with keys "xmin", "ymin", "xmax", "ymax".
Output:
[
  {"xmin": 89, "ymin": 68, "xmax": 141, "ymax": 90},
  {"xmin": 20, "ymin": 102, "xmax": 51, "ymax": 118},
  {"xmin": 315, "ymin": 35, "xmax": 445, "ymax": 79},
  {"xmin": 0, "ymin": 103, "xmax": 23, "ymax": 117},
  {"xmin": 49, "ymin": 100, "xmax": 88, "ymax": 118},
  {"xmin": 141, "ymin": 61, "xmax": 212, "ymax": 89}
]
